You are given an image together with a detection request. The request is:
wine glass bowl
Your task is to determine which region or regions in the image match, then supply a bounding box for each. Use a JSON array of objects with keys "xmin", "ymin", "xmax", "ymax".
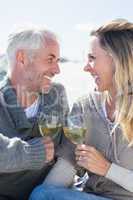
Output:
[
  {"xmin": 63, "ymin": 127, "xmax": 86, "ymax": 144},
  {"xmin": 38, "ymin": 111, "xmax": 62, "ymax": 139},
  {"xmin": 63, "ymin": 114, "xmax": 87, "ymax": 144}
]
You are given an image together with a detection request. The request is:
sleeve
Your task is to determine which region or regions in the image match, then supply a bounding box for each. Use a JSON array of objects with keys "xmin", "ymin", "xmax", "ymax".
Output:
[
  {"xmin": 0, "ymin": 133, "xmax": 47, "ymax": 172},
  {"xmin": 106, "ymin": 163, "xmax": 133, "ymax": 192}
]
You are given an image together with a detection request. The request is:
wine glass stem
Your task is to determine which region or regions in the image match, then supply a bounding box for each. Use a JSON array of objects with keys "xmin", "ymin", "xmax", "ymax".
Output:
[{"xmin": 76, "ymin": 141, "xmax": 86, "ymax": 177}]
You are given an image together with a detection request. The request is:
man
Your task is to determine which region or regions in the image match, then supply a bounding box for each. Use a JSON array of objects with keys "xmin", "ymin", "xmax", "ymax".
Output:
[{"xmin": 0, "ymin": 27, "xmax": 69, "ymax": 200}]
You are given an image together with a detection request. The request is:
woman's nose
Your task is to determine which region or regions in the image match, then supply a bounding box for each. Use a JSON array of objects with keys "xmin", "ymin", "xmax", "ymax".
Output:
[{"xmin": 84, "ymin": 64, "xmax": 92, "ymax": 72}]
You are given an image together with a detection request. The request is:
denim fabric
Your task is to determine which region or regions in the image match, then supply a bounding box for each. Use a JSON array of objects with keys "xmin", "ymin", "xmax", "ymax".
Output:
[{"xmin": 29, "ymin": 185, "xmax": 112, "ymax": 200}]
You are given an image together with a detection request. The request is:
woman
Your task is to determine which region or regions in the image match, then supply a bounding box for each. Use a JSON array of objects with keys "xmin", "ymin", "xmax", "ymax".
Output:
[{"xmin": 29, "ymin": 19, "xmax": 133, "ymax": 200}]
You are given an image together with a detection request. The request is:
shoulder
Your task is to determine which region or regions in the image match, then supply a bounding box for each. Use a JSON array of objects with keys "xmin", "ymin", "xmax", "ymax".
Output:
[
  {"xmin": 0, "ymin": 77, "xmax": 11, "ymax": 105},
  {"xmin": 41, "ymin": 82, "xmax": 66, "ymax": 98},
  {"xmin": 0, "ymin": 77, "xmax": 9, "ymax": 91},
  {"xmin": 50, "ymin": 82, "xmax": 66, "ymax": 96},
  {"xmin": 75, "ymin": 91, "xmax": 103, "ymax": 109},
  {"xmin": 46, "ymin": 82, "xmax": 67, "ymax": 99},
  {"xmin": 41, "ymin": 82, "xmax": 68, "ymax": 108},
  {"xmin": 52, "ymin": 82, "xmax": 66, "ymax": 91}
]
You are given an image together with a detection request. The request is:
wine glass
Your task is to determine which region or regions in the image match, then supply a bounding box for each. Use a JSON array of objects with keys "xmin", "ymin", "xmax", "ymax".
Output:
[
  {"xmin": 63, "ymin": 114, "xmax": 86, "ymax": 145},
  {"xmin": 38, "ymin": 111, "xmax": 62, "ymax": 139},
  {"xmin": 63, "ymin": 114, "xmax": 89, "ymax": 191}
]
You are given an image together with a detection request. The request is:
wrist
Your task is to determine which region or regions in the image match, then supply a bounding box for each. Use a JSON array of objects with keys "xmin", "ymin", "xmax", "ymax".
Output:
[{"xmin": 103, "ymin": 161, "xmax": 111, "ymax": 176}]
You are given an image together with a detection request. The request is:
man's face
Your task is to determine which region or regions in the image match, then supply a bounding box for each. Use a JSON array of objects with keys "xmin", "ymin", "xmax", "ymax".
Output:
[{"xmin": 24, "ymin": 41, "xmax": 60, "ymax": 93}]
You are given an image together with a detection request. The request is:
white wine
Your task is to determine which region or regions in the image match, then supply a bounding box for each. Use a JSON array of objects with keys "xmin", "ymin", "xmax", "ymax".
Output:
[
  {"xmin": 63, "ymin": 127, "xmax": 86, "ymax": 144},
  {"xmin": 39, "ymin": 125, "xmax": 62, "ymax": 138}
]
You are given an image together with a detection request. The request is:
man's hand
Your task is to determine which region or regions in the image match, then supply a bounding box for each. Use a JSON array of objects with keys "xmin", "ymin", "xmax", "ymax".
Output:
[
  {"xmin": 43, "ymin": 137, "xmax": 55, "ymax": 163},
  {"xmin": 75, "ymin": 144, "xmax": 111, "ymax": 176}
]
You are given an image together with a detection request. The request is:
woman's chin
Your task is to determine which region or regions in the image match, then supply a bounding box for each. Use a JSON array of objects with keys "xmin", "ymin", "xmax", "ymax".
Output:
[{"xmin": 95, "ymin": 84, "xmax": 105, "ymax": 92}]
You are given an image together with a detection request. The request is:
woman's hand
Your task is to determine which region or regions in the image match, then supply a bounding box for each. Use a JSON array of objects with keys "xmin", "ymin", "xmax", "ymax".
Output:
[{"xmin": 75, "ymin": 144, "xmax": 111, "ymax": 176}]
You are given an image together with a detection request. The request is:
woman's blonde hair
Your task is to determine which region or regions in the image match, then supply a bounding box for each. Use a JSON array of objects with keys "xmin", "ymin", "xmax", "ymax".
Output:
[{"xmin": 91, "ymin": 19, "xmax": 133, "ymax": 145}]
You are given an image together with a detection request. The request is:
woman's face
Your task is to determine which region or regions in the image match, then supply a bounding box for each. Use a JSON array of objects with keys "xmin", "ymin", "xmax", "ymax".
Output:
[{"xmin": 84, "ymin": 36, "xmax": 115, "ymax": 92}]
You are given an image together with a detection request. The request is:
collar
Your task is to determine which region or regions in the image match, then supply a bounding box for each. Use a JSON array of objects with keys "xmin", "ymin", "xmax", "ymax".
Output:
[{"xmin": 0, "ymin": 77, "xmax": 32, "ymax": 130}]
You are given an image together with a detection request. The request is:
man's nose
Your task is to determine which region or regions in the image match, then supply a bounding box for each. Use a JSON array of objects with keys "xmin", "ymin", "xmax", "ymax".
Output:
[{"xmin": 54, "ymin": 63, "xmax": 60, "ymax": 74}]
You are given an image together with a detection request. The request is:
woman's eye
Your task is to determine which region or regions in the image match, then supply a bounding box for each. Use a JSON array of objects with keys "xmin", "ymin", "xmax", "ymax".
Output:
[{"xmin": 88, "ymin": 55, "xmax": 96, "ymax": 60}]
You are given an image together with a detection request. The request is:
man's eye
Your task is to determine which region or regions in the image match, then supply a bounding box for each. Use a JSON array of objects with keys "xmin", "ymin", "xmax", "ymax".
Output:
[{"xmin": 48, "ymin": 58, "xmax": 53, "ymax": 63}]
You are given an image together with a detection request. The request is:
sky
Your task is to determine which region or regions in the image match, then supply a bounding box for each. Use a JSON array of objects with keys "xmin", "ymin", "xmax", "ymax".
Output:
[
  {"xmin": 0, "ymin": 0, "xmax": 133, "ymax": 59},
  {"xmin": 0, "ymin": 0, "xmax": 133, "ymax": 104}
]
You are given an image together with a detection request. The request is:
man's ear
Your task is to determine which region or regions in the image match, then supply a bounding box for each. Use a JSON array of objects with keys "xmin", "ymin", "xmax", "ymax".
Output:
[{"xmin": 16, "ymin": 50, "xmax": 29, "ymax": 65}]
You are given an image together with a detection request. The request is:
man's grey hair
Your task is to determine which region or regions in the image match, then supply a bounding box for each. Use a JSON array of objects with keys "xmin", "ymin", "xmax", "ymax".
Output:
[{"xmin": 6, "ymin": 26, "xmax": 59, "ymax": 66}]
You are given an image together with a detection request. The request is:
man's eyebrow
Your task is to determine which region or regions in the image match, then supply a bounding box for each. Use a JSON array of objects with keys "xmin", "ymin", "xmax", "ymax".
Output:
[
  {"xmin": 48, "ymin": 54, "xmax": 60, "ymax": 62},
  {"xmin": 48, "ymin": 54, "xmax": 56, "ymax": 58}
]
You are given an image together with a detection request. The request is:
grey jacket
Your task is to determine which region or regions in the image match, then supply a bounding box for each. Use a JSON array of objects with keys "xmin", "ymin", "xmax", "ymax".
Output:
[
  {"xmin": 46, "ymin": 92, "xmax": 133, "ymax": 200},
  {"xmin": 0, "ymin": 77, "xmax": 69, "ymax": 200},
  {"xmin": 74, "ymin": 92, "xmax": 133, "ymax": 200}
]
